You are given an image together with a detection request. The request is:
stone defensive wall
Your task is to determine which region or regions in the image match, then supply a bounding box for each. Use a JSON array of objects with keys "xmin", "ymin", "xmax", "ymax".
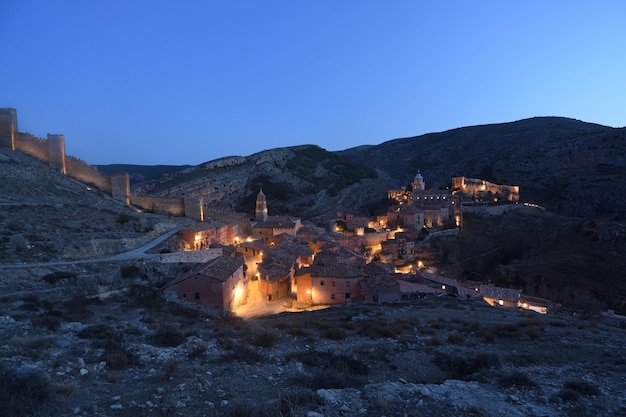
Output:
[
  {"xmin": 0, "ymin": 108, "xmax": 203, "ymax": 220},
  {"xmin": 452, "ymin": 176, "xmax": 520, "ymax": 202}
]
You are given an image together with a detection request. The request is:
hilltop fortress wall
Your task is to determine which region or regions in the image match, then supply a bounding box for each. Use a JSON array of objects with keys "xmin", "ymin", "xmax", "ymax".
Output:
[
  {"xmin": 0, "ymin": 108, "xmax": 203, "ymax": 220},
  {"xmin": 452, "ymin": 176, "xmax": 520, "ymax": 202}
]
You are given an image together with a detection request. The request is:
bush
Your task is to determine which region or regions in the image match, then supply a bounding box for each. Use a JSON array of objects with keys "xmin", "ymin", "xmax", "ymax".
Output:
[
  {"xmin": 163, "ymin": 358, "xmax": 180, "ymax": 380},
  {"xmin": 244, "ymin": 326, "xmax": 279, "ymax": 348},
  {"xmin": 447, "ymin": 332, "xmax": 465, "ymax": 344},
  {"xmin": 77, "ymin": 324, "xmax": 117, "ymax": 340},
  {"xmin": 120, "ymin": 265, "xmax": 141, "ymax": 278},
  {"xmin": 220, "ymin": 345, "xmax": 267, "ymax": 364},
  {"xmin": 42, "ymin": 271, "xmax": 78, "ymax": 285},
  {"xmin": 106, "ymin": 350, "xmax": 130, "ymax": 370},
  {"xmin": 0, "ymin": 364, "xmax": 52, "ymax": 417},
  {"xmin": 497, "ymin": 372, "xmax": 539, "ymax": 389},
  {"xmin": 149, "ymin": 326, "xmax": 186, "ymax": 347},
  {"xmin": 32, "ymin": 315, "xmax": 61, "ymax": 332},
  {"xmin": 433, "ymin": 352, "xmax": 500, "ymax": 380},
  {"xmin": 323, "ymin": 327, "xmax": 347, "ymax": 340},
  {"xmin": 562, "ymin": 380, "xmax": 600, "ymax": 397}
]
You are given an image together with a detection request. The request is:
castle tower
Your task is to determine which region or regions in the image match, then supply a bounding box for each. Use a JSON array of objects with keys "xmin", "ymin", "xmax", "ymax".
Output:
[
  {"xmin": 412, "ymin": 170, "xmax": 425, "ymax": 191},
  {"xmin": 47, "ymin": 134, "xmax": 66, "ymax": 174},
  {"xmin": 255, "ymin": 188, "xmax": 268, "ymax": 222},
  {"xmin": 184, "ymin": 197, "xmax": 205, "ymax": 221},
  {"xmin": 111, "ymin": 172, "xmax": 130, "ymax": 205},
  {"xmin": 0, "ymin": 108, "xmax": 17, "ymax": 150}
]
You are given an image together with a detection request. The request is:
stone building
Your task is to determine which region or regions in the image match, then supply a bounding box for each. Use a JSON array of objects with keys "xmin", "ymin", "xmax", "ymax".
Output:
[
  {"xmin": 251, "ymin": 189, "xmax": 301, "ymax": 243},
  {"xmin": 164, "ymin": 255, "xmax": 247, "ymax": 313}
]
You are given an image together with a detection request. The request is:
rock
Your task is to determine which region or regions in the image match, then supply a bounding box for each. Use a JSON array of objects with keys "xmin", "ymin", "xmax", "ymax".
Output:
[
  {"xmin": 307, "ymin": 412, "xmax": 324, "ymax": 417},
  {"xmin": 110, "ymin": 403, "xmax": 122, "ymax": 410},
  {"xmin": 80, "ymin": 368, "xmax": 88, "ymax": 376},
  {"xmin": 220, "ymin": 400, "xmax": 229, "ymax": 407}
]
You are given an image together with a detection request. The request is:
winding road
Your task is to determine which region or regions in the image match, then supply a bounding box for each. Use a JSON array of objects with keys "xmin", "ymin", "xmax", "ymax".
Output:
[{"xmin": 0, "ymin": 228, "xmax": 181, "ymax": 270}]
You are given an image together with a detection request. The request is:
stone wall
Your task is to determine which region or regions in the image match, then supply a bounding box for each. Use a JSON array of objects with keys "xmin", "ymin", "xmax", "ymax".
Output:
[
  {"xmin": 15, "ymin": 132, "xmax": 49, "ymax": 161},
  {"xmin": 0, "ymin": 108, "xmax": 17, "ymax": 149},
  {"xmin": 452, "ymin": 176, "xmax": 520, "ymax": 202},
  {"xmin": 0, "ymin": 107, "xmax": 203, "ymax": 220},
  {"xmin": 47, "ymin": 134, "xmax": 66, "ymax": 174},
  {"xmin": 65, "ymin": 155, "xmax": 112, "ymax": 193}
]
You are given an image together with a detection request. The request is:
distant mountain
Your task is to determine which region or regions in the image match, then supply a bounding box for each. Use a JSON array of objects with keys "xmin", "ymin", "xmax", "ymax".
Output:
[
  {"xmin": 97, "ymin": 164, "xmax": 193, "ymax": 186},
  {"xmin": 339, "ymin": 117, "xmax": 626, "ymax": 219},
  {"xmin": 131, "ymin": 145, "xmax": 388, "ymax": 221},
  {"xmin": 137, "ymin": 117, "xmax": 626, "ymax": 220}
]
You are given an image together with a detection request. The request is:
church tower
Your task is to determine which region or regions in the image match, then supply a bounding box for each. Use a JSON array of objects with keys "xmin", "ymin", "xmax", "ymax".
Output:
[
  {"xmin": 412, "ymin": 170, "xmax": 425, "ymax": 191},
  {"xmin": 255, "ymin": 188, "xmax": 268, "ymax": 221}
]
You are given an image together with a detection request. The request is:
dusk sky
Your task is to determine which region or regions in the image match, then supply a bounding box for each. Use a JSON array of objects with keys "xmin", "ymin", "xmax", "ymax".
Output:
[{"xmin": 2, "ymin": 1, "xmax": 625, "ymax": 166}]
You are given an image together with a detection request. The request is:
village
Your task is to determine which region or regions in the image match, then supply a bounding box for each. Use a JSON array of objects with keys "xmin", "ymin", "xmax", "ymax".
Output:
[{"xmin": 162, "ymin": 171, "xmax": 550, "ymax": 318}]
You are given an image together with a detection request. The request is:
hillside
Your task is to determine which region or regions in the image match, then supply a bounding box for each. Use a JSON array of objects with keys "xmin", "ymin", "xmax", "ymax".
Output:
[
  {"xmin": 133, "ymin": 117, "xmax": 626, "ymax": 221},
  {"xmin": 131, "ymin": 145, "xmax": 388, "ymax": 221},
  {"xmin": 0, "ymin": 147, "xmax": 189, "ymax": 264},
  {"xmin": 339, "ymin": 117, "xmax": 626, "ymax": 219}
]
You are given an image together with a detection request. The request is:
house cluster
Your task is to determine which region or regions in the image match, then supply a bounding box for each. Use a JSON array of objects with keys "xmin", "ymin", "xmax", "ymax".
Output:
[{"xmin": 165, "ymin": 173, "xmax": 534, "ymax": 315}]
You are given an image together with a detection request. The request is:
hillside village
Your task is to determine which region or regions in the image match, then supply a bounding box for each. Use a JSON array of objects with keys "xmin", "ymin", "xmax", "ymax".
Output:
[
  {"xmin": 0, "ymin": 106, "xmax": 554, "ymax": 318},
  {"xmin": 162, "ymin": 166, "xmax": 557, "ymax": 318},
  {"xmin": 2, "ymin": 108, "xmax": 626, "ymax": 417}
]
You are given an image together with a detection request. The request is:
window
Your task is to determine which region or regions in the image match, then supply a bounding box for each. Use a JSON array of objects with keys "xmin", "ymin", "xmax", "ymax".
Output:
[
  {"xmin": 195, "ymin": 292, "xmax": 200, "ymax": 300},
  {"xmin": 182, "ymin": 293, "xmax": 186, "ymax": 298},
  {"xmin": 331, "ymin": 294, "xmax": 335, "ymax": 300},
  {"xmin": 332, "ymin": 281, "xmax": 335, "ymax": 287},
  {"xmin": 320, "ymin": 281, "xmax": 324, "ymax": 286},
  {"xmin": 345, "ymin": 281, "xmax": 350, "ymax": 288}
]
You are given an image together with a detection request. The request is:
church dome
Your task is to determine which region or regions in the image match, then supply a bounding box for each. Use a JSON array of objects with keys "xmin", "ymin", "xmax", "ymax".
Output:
[{"xmin": 414, "ymin": 171, "xmax": 423, "ymax": 181}]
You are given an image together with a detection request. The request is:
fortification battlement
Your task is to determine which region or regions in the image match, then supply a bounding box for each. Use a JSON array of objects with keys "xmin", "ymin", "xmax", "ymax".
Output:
[{"xmin": 1, "ymin": 107, "xmax": 205, "ymax": 221}]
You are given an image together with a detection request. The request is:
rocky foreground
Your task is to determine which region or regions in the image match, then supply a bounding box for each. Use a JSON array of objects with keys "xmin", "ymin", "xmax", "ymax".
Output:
[{"xmin": 1, "ymin": 284, "xmax": 625, "ymax": 417}]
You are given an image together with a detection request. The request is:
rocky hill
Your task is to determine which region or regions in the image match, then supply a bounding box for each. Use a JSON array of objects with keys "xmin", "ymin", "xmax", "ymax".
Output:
[
  {"xmin": 129, "ymin": 145, "xmax": 390, "ymax": 222},
  {"xmin": 339, "ymin": 117, "xmax": 626, "ymax": 219},
  {"xmin": 123, "ymin": 117, "xmax": 626, "ymax": 222}
]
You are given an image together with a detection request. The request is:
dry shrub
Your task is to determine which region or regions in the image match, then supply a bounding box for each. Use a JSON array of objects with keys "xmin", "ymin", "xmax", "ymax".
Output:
[
  {"xmin": 359, "ymin": 321, "xmax": 398, "ymax": 339},
  {"xmin": 187, "ymin": 341, "xmax": 207, "ymax": 359},
  {"xmin": 434, "ymin": 352, "xmax": 500, "ymax": 380},
  {"xmin": 52, "ymin": 382, "xmax": 76, "ymax": 396},
  {"xmin": 163, "ymin": 358, "xmax": 180, "ymax": 380},
  {"xmin": 149, "ymin": 326, "xmax": 186, "ymax": 347},
  {"xmin": 428, "ymin": 336, "xmax": 443, "ymax": 346},
  {"xmin": 497, "ymin": 372, "xmax": 539, "ymax": 390},
  {"xmin": 324, "ymin": 327, "xmax": 347, "ymax": 340},
  {"xmin": 244, "ymin": 325, "xmax": 279, "ymax": 348},
  {"xmin": 447, "ymin": 331, "xmax": 465, "ymax": 344},
  {"xmin": 106, "ymin": 350, "xmax": 130, "ymax": 370},
  {"xmin": 0, "ymin": 364, "xmax": 52, "ymax": 417}
]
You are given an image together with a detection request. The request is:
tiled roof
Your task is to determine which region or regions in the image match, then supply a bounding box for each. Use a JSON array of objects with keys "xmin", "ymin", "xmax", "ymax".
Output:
[
  {"xmin": 168, "ymin": 255, "xmax": 244, "ymax": 285},
  {"xmin": 359, "ymin": 263, "xmax": 399, "ymax": 294},
  {"xmin": 252, "ymin": 215, "xmax": 300, "ymax": 229}
]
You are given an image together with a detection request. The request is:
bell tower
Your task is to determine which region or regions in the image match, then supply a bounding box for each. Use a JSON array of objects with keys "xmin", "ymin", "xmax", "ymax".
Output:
[{"xmin": 255, "ymin": 188, "xmax": 268, "ymax": 221}]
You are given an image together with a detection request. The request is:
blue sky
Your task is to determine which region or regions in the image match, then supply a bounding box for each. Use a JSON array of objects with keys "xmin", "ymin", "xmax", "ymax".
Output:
[{"xmin": 2, "ymin": 1, "xmax": 625, "ymax": 165}]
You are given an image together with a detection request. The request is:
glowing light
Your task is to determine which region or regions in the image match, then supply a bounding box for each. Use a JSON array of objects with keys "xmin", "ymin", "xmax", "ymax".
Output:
[
  {"xmin": 498, "ymin": 299, "xmax": 504, "ymax": 306},
  {"xmin": 441, "ymin": 285, "xmax": 446, "ymax": 290},
  {"xmin": 417, "ymin": 260, "xmax": 424, "ymax": 269},
  {"xmin": 306, "ymin": 289, "xmax": 311, "ymax": 295}
]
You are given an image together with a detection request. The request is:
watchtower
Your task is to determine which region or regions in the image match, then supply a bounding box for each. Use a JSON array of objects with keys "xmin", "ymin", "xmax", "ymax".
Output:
[
  {"xmin": 0, "ymin": 108, "xmax": 17, "ymax": 150},
  {"xmin": 255, "ymin": 189, "xmax": 268, "ymax": 221},
  {"xmin": 47, "ymin": 134, "xmax": 66, "ymax": 174}
]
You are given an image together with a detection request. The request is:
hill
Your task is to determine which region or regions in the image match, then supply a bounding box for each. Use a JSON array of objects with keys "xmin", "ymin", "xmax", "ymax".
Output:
[
  {"xmin": 132, "ymin": 145, "xmax": 387, "ymax": 221},
  {"xmin": 135, "ymin": 117, "xmax": 626, "ymax": 221},
  {"xmin": 339, "ymin": 117, "xmax": 626, "ymax": 219},
  {"xmin": 96, "ymin": 164, "xmax": 193, "ymax": 186},
  {"xmin": 0, "ymin": 147, "xmax": 189, "ymax": 264}
]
